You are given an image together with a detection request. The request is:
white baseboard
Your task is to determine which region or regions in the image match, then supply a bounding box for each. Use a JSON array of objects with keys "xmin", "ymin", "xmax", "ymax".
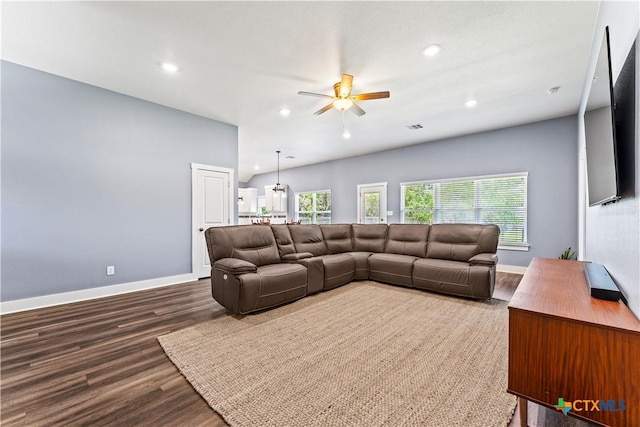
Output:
[
  {"xmin": 497, "ymin": 264, "xmax": 528, "ymax": 275},
  {"xmin": 1, "ymin": 273, "xmax": 198, "ymax": 315},
  {"xmin": 2, "ymin": 264, "xmax": 526, "ymax": 315}
]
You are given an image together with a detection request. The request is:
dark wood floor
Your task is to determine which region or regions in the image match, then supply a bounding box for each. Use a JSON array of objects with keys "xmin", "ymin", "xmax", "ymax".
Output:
[
  {"xmin": 1, "ymin": 280, "xmax": 228, "ymax": 426},
  {"xmin": 1, "ymin": 273, "xmax": 587, "ymax": 426}
]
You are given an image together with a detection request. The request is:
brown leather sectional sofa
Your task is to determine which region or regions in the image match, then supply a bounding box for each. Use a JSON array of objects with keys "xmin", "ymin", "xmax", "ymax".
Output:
[{"xmin": 205, "ymin": 223, "xmax": 500, "ymax": 314}]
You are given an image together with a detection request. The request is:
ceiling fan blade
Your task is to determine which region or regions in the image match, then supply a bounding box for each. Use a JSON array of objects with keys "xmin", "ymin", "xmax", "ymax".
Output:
[
  {"xmin": 298, "ymin": 91, "xmax": 335, "ymax": 99},
  {"xmin": 339, "ymin": 74, "xmax": 353, "ymax": 97},
  {"xmin": 314, "ymin": 103, "xmax": 334, "ymax": 115},
  {"xmin": 350, "ymin": 103, "xmax": 366, "ymax": 116},
  {"xmin": 352, "ymin": 91, "xmax": 390, "ymax": 101}
]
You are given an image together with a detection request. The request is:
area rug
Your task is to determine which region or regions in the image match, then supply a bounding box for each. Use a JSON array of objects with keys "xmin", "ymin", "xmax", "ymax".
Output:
[{"xmin": 158, "ymin": 282, "xmax": 516, "ymax": 426}]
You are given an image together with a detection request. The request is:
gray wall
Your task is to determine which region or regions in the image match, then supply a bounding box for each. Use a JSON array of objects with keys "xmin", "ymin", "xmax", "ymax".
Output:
[
  {"xmin": 247, "ymin": 116, "xmax": 579, "ymax": 267},
  {"xmin": 1, "ymin": 61, "xmax": 238, "ymax": 301},
  {"xmin": 580, "ymin": 1, "xmax": 639, "ymax": 317}
]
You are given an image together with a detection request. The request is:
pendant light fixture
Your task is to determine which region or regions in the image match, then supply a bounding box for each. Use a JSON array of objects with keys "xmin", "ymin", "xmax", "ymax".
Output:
[{"xmin": 272, "ymin": 150, "xmax": 286, "ymax": 193}]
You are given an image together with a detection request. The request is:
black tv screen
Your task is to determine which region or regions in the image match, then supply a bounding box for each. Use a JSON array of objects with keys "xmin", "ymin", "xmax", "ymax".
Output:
[{"xmin": 584, "ymin": 27, "xmax": 620, "ymax": 206}]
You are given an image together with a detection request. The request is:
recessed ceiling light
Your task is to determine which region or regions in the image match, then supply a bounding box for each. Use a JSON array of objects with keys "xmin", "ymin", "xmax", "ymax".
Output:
[
  {"xmin": 423, "ymin": 44, "xmax": 442, "ymax": 57},
  {"xmin": 254, "ymin": 165, "xmax": 260, "ymax": 170},
  {"xmin": 465, "ymin": 99, "xmax": 478, "ymax": 108},
  {"xmin": 342, "ymin": 130, "xmax": 351, "ymax": 139},
  {"xmin": 280, "ymin": 108, "xmax": 291, "ymax": 117},
  {"xmin": 161, "ymin": 62, "xmax": 179, "ymax": 73},
  {"xmin": 547, "ymin": 86, "xmax": 561, "ymax": 94}
]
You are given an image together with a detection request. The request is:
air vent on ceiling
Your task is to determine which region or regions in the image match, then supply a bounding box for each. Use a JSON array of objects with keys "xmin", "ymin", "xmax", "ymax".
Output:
[
  {"xmin": 285, "ymin": 155, "xmax": 295, "ymax": 159},
  {"xmin": 406, "ymin": 123, "xmax": 423, "ymax": 130}
]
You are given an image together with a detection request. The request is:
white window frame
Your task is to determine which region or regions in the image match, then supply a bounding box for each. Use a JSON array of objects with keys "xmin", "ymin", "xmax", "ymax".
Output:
[
  {"xmin": 400, "ymin": 172, "xmax": 529, "ymax": 251},
  {"xmin": 295, "ymin": 190, "xmax": 332, "ymax": 224}
]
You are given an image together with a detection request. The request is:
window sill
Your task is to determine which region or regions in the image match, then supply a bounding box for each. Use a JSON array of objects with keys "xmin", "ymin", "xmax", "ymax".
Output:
[{"xmin": 498, "ymin": 244, "xmax": 530, "ymax": 252}]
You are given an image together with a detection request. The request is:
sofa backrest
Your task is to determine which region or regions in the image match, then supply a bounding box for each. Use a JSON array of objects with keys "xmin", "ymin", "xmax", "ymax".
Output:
[
  {"xmin": 270, "ymin": 224, "xmax": 297, "ymax": 258},
  {"xmin": 385, "ymin": 224, "xmax": 430, "ymax": 258},
  {"xmin": 288, "ymin": 224, "xmax": 328, "ymax": 256},
  {"xmin": 427, "ymin": 224, "xmax": 500, "ymax": 262},
  {"xmin": 319, "ymin": 224, "xmax": 353, "ymax": 254},
  {"xmin": 352, "ymin": 224, "xmax": 388, "ymax": 252},
  {"xmin": 205, "ymin": 225, "xmax": 281, "ymax": 266}
]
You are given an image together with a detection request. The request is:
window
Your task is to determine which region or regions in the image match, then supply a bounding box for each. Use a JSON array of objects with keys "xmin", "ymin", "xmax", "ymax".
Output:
[
  {"xmin": 295, "ymin": 190, "xmax": 331, "ymax": 224},
  {"xmin": 401, "ymin": 173, "xmax": 528, "ymax": 248}
]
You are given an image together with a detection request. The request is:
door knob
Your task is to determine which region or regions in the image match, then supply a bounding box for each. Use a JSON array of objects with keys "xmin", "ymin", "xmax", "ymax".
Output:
[{"xmin": 199, "ymin": 228, "xmax": 204, "ymax": 232}]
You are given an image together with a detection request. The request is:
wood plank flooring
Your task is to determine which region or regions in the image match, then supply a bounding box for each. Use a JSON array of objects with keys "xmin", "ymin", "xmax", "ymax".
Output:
[
  {"xmin": 1, "ymin": 280, "xmax": 228, "ymax": 426},
  {"xmin": 1, "ymin": 273, "xmax": 589, "ymax": 426}
]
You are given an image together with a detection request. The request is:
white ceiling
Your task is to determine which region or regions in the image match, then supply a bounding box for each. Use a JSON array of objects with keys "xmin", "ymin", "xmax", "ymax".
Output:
[{"xmin": 2, "ymin": 1, "xmax": 600, "ymax": 182}]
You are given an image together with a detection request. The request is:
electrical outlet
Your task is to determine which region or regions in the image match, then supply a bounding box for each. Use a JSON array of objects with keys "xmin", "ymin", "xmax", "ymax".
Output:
[{"xmin": 106, "ymin": 265, "xmax": 115, "ymax": 276}]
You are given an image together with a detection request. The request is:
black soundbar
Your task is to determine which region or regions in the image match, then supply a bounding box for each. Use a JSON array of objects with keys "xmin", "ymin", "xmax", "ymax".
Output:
[{"xmin": 584, "ymin": 262, "xmax": 626, "ymax": 304}]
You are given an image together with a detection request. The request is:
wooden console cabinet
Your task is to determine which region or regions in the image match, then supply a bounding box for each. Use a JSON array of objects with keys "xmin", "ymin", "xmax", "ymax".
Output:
[{"xmin": 508, "ymin": 258, "xmax": 640, "ymax": 427}]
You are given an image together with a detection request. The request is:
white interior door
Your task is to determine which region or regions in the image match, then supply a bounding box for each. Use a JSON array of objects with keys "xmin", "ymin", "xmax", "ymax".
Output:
[
  {"xmin": 357, "ymin": 183, "xmax": 387, "ymax": 224},
  {"xmin": 192, "ymin": 164, "xmax": 233, "ymax": 279}
]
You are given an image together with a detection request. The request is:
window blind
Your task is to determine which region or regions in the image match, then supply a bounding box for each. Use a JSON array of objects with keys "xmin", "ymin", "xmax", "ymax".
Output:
[{"xmin": 401, "ymin": 173, "xmax": 528, "ymax": 246}]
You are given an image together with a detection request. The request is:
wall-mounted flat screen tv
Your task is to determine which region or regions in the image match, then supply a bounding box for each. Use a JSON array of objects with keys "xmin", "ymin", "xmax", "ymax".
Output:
[{"xmin": 584, "ymin": 26, "xmax": 620, "ymax": 206}]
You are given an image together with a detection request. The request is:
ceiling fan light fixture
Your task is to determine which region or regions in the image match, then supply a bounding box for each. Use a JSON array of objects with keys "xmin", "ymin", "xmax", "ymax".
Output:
[
  {"xmin": 333, "ymin": 98, "xmax": 354, "ymax": 111},
  {"xmin": 299, "ymin": 74, "xmax": 389, "ymax": 117}
]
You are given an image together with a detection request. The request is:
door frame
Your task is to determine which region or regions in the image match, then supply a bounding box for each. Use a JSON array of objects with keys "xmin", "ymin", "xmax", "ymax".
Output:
[
  {"xmin": 191, "ymin": 163, "xmax": 235, "ymax": 277},
  {"xmin": 357, "ymin": 182, "xmax": 388, "ymax": 224}
]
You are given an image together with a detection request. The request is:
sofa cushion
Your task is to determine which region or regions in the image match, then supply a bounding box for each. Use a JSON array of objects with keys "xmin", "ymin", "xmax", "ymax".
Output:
[
  {"xmin": 320, "ymin": 224, "xmax": 353, "ymax": 254},
  {"xmin": 316, "ymin": 254, "xmax": 355, "ymax": 290},
  {"xmin": 427, "ymin": 224, "xmax": 500, "ymax": 262},
  {"xmin": 205, "ymin": 226, "xmax": 233, "ymax": 262},
  {"xmin": 270, "ymin": 224, "xmax": 296, "ymax": 257},
  {"xmin": 412, "ymin": 258, "xmax": 493, "ymax": 299},
  {"xmin": 288, "ymin": 224, "xmax": 328, "ymax": 256},
  {"xmin": 205, "ymin": 225, "xmax": 280, "ymax": 266},
  {"xmin": 348, "ymin": 252, "xmax": 373, "ymax": 280},
  {"xmin": 352, "ymin": 224, "xmax": 388, "ymax": 252},
  {"xmin": 238, "ymin": 263, "xmax": 308, "ymax": 313},
  {"xmin": 369, "ymin": 253, "xmax": 416, "ymax": 287},
  {"xmin": 385, "ymin": 224, "xmax": 430, "ymax": 258}
]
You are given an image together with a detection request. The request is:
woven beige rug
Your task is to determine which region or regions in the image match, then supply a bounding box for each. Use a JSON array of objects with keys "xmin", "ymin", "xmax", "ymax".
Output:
[{"xmin": 158, "ymin": 281, "xmax": 516, "ymax": 426}]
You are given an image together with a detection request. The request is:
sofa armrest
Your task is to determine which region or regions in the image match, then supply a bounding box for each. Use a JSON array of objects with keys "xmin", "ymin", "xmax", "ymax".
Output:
[
  {"xmin": 469, "ymin": 253, "xmax": 498, "ymax": 267},
  {"xmin": 282, "ymin": 252, "xmax": 314, "ymax": 262},
  {"xmin": 214, "ymin": 258, "xmax": 257, "ymax": 274}
]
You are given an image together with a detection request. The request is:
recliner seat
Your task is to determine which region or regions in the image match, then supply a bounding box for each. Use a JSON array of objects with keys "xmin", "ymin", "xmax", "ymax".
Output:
[
  {"xmin": 369, "ymin": 224, "xmax": 430, "ymax": 287},
  {"xmin": 205, "ymin": 225, "xmax": 308, "ymax": 314}
]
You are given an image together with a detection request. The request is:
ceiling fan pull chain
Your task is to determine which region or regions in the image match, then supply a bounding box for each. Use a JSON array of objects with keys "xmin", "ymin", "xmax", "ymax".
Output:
[{"xmin": 342, "ymin": 111, "xmax": 346, "ymax": 135}]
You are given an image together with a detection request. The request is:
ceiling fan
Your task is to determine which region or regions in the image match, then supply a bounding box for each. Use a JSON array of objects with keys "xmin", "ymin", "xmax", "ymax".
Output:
[{"xmin": 298, "ymin": 74, "xmax": 390, "ymax": 116}]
